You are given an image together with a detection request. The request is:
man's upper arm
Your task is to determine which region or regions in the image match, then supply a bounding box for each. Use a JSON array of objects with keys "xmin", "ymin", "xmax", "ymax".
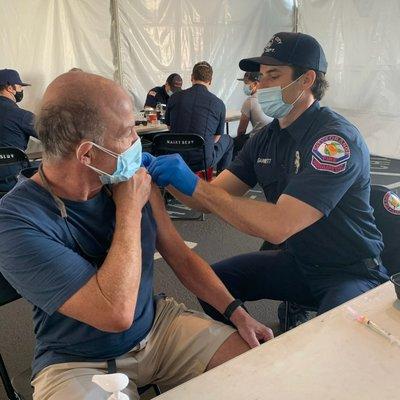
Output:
[
  {"xmin": 216, "ymin": 101, "xmax": 226, "ymax": 135},
  {"xmin": 144, "ymin": 90, "xmax": 157, "ymax": 108},
  {"xmin": 0, "ymin": 217, "xmax": 95, "ymax": 316},
  {"xmin": 21, "ymin": 110, "xmax": 37, "ymax": 138},
  {"xmin": 284, "ymin": 133, "xmax": 362, "ymax": 217}
]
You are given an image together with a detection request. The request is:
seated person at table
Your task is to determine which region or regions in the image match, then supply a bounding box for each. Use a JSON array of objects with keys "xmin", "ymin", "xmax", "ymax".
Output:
[
  {"xmin": 233, "ymin": 72, "xmax": 272, "ymax": 158},
  {"xmin": 144, "ymin": 73, "xmax": 183, "ymax": 108},
  {"xmin": 0, "ymin": 71, "xmax": 272, "ymax": 400},
  {"xmin": 165, "ymin": 61, "xmax": 233, "ymax": 173},
  {"xmin": 0, "ymin": 69, "xmax": 37, "ymax": 192}
]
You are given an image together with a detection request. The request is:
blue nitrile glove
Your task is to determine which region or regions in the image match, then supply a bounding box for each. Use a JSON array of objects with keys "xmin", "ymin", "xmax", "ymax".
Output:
[
  {"xmin": 147, "ymin": 154, "xmax": 200, "ymax": 196},
  {"xmin": 141, "ymin": 152, "xmax": 156, "ymax": 168}
]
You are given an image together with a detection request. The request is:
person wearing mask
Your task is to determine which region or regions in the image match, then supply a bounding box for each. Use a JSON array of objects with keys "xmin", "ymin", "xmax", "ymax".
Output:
[
  {"xmin": 0, "ymin": 69, "xmax": 37, "ymax": 192},
  {"xmin": 0, "ymin": 70, "xmax": 272, "ymax": 399},
  {"xmin": 144, "ymin": 73, "xmax": 183, "ymax": 108},
  {"xmin": 0, "ymin": 68, "xmax": 37, "ymax": 150},
  {"xmin": 145, "ymin": 32, "xmax": 388, "ymax": 325},
  {"xmin": 165, "ymin": 61, "xmax": 233, "ymax": 173},
  {"xmin": 234, "ymin": 71, "xmax": 273, "ymax": 157}
]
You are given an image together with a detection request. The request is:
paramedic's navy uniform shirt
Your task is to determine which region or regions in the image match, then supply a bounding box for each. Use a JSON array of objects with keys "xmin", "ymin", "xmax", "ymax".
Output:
[
  {"xmin": 229, "ymin": 101, "xmax": 383, "ymax": 266},
  {"xmin": 144, "ymin": 85, "xmax": 170, "ymax": 108},
  {"xmin": 165, "ymin": 84, "xmax": 226, "ymax": 169},
  {"xmin": 0, "ymin": 96, "xmax": 37, "ymax": 150}
]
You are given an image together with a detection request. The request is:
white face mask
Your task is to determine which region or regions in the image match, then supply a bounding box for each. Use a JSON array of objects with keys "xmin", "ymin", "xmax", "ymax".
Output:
[
  {"xmin": 257, "ymin": 74, "xmax": 304, "ymax": 118},
  {"xmin": 243, "ymin": 83, "xmax": 253, "ymax": 96}
]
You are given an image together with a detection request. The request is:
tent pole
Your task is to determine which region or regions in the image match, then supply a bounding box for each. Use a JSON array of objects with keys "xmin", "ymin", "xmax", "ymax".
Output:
[
  {"xmin": 111, "ymin": 0, "xmax": 123, "ymax": 85},
  {"xmin": 293, "ymin": 0, "xmax": 299, "ymax": 33}
]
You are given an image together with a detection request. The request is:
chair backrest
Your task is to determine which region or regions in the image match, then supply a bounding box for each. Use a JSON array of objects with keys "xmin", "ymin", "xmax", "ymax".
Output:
[
  {"xmin": 370, "ymin": 185, "xmax": 400, "ymax": 275},
  {"xmin": 0, "ymin": 147, "xmax": 30, "ymax": 168},
  {"xmin": 152, "ymin": 133, "xmax": 205, "ymax": 153}
]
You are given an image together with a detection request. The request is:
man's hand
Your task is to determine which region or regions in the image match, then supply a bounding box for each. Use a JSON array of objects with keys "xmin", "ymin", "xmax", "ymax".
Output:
[
  {"xmin": 147, "ymin": 154, "xmax": 199, "ymax": 196},
  {"xmin": 112, "ymin": 167, "xmax": 152, "ymax": 213},
  {"xmin": 230, "ymin": 307, "xmax": 274, "ymax": 348}
]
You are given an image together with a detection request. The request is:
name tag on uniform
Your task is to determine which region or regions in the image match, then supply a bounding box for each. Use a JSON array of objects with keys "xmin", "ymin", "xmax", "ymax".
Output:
[{"xmin": 257, "ymin": 157, "xmax": 272, "ymax": 165}]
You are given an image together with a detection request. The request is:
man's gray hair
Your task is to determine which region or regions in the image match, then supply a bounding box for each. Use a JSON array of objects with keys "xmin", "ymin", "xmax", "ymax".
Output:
[{"xmin": 35, "ymin": 100, "xmax": 106, "ymax": 159}]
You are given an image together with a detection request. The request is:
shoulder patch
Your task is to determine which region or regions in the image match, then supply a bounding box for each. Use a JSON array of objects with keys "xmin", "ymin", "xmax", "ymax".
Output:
[
  {"xmin": 311, "ymin": 134, "xmax": 350, "ymax": 174},
  {"xmin": 148, "ymin": 90, "xmax": 156, "ymax": 97},
  {"xmin": 383, "ymin": 191, "xmax": 400, "ymax": 216}
]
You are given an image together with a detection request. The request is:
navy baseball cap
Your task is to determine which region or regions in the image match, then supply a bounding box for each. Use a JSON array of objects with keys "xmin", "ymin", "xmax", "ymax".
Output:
[
  {"xmin": 0, "ymin": 69, "xmax": 31, "ymax": 86},
  {"xmin": 237, "ymin": 72, "xmax": 261, "ymax": 82},
  {"xmin": 239, "ymin": 32, "xmax": 327, "ymax": 74}
]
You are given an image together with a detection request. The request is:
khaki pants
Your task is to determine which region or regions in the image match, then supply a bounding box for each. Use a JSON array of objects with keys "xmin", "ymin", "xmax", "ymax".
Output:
[{"xmin": 32, "ymin": 297, "xmax": 236, "ymax": 399}]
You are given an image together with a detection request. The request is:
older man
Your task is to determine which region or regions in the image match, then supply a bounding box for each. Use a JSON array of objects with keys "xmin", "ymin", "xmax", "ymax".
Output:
[{"xmin": 0, "ymin": 71, "xmax": 272, "ymax": 400}]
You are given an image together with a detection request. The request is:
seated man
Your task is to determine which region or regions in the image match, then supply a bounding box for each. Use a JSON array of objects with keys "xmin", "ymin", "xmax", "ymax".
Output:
[
  {"xmin": 165, "ymin": 61, "xmax": 233, "ymax": 173},
  {"xmin": 0, "ymin": 69, "xmax": 37, "ymax": 192},
  {"xmin": 0, "ymin": 71, "xmax": 272, "ymax": 400},
  {"xmin": 144, "ymin": 73, "xmax": 183, "ymax": 108},
  {"xmin": 234, "ymin": 72, "xmax": 272, "ymax": 158}
]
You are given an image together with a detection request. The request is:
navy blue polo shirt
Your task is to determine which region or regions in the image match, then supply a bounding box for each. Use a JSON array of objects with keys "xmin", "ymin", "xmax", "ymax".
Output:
[
  {"xmin": 229, "ymin": 101, "xmax": 383, "ymax": 267},
  {"xmin": 165, "ymin": 84, "xmax": 226, "ymax": 169},
  {"xmin": 0, "ymin": 174, "xmax": 157, "ymax": 377},
  {"xmin": 144, "ymin": 85, "xmax": 170, "ymax": 108},
  {"xmin": 0, "ymin": 96, "xmax": 37, "ymax": 150}
]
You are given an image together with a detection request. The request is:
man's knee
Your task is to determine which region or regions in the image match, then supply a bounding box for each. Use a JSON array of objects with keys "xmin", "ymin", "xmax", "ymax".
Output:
[{"xmin": 206, "ymin": 332, "xmax": 250, "ymax": 371}]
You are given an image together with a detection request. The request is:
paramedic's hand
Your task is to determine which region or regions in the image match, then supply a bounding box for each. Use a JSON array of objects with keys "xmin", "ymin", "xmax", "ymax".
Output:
[
  {"xmin": 147, "ymin": 154, "xmax": 199, "ymax": 196},
  {"xmin": 141, "ymin": 152, "xmax": 155, "ymax": 168},
  {"xmin": 231, "ymin": 307, "xmax": 274, "ymax": 348}
]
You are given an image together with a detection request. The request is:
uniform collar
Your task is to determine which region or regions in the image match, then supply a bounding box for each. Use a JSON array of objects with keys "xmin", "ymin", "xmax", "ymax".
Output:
[
  {"xmin": 280, "ymin": 101, "xmax": 321, "ymax": 143},
  {"xmin": 0, "ymin": 95, "xmax": 17, "ymax": 107}
]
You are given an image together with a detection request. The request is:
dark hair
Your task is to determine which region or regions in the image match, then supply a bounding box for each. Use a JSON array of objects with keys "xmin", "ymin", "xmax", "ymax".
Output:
[
  {"xmin": 192, "ymin": 61, "xmax": 213, "ymax": 83},
  {"xmin": 291, "ymin": 65, "xmax": 329, "ymax": 101},
  {"xmin": 0, "ymin": 84, "xmax": 9, "ymax": 92},
  {"xmin": 35, "ymin": 100, "xmax": 106, "ymax": 159}
]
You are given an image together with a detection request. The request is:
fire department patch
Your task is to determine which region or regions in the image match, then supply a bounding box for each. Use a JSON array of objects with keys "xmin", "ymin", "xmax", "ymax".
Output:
[
  {"xmin": 383, "ymin": 191, "xmax": 400, "ymax": 216},
  {"xmin": 311, "ymin": 135, "xmax": 350, "ymax": 174}
]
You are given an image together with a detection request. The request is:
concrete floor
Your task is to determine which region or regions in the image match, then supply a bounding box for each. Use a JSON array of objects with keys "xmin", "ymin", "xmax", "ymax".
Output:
[{"xmin": 0, "ymin": 209, "xmax": 280, "ymax": 400}]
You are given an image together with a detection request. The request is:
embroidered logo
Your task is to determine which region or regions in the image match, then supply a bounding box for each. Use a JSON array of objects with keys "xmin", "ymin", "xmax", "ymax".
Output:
[
  {"xmin": 311, "ymin": 135, "xmax": 351, "ymax": 174},
  {"xmin": 148, "ymin": 90, "xmax": 156, "ymax": 97},
  {"xmin": 263, "ymin": 35, "xmax": 282, "ymax": 54},
  {"xmin": 383, "ymin": 191, "xmax": 400, "ymax": 216}
]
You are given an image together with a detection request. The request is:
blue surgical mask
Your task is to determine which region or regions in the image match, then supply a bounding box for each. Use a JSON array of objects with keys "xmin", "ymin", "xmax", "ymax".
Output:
[
  {"xmin": 243, "ymin": 84, "xmax": 252, "ymax": 96},
  {"xmin": 84, "ymin": 139, "xmax": 142, "ymax": 185},
  {"xmin": 257, "ymin": 75, "xmax": 304, "ymax": 118}
]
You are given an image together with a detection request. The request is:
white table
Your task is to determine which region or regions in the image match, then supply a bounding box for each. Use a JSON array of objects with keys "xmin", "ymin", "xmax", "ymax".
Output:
[{"xmin": 156, "ymin": 282, "xmax": 400, "ymax": 400}]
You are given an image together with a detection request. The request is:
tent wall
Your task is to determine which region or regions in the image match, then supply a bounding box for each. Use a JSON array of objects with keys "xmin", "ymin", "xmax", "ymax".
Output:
[
  {"xmin": 0, "ymin": 0, "xmax": 114, "ymax": 113},
  {"xmin": 298, "ymin": 0, "xmax": 400, "ymax": 159},
  {"xmin": 116, "ymin": 0, "xmax": 294, "ymax": 111}
]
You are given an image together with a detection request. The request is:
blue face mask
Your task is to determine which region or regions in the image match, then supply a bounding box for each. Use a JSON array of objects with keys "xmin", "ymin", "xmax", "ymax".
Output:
[
  {"xmin": 84, "ymin": 139, "xmax": 142, "ymax": 185},
  {"xmin": 243, "ymin": 83, "xmax": 253, "ymax": 96},
  {"xmin": 167, "ymin": 89, "xmax": 173, "ymax": 96},
  {"xmin": 257, "ymin": 75, "xmax": 304, "ymax": 118}
]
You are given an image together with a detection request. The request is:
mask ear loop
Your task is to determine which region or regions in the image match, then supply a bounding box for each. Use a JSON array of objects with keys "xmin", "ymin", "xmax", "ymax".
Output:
[
  {"xmin": 38, "ymin": 163, "xmax": 108, "ymax": 261},
  {"xmin": 282, "ymin": 74, "xmax": 305, "ymax": 106}
]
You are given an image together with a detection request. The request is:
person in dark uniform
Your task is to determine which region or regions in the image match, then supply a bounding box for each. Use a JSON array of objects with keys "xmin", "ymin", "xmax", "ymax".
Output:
[
  {"xmin": 0, "ymin": 69, "xmax": 37, "ymax": 192},
  {"xmin": 145, "ymin": 32, "xmax": 389, "ymax": 323},
  {"xmin": 164, "ymin": 61, "xmax": 233, "ymax": 173},
  {"xmin": 144, "ymin": 73, "xmax": 183, "ymax": 108}
]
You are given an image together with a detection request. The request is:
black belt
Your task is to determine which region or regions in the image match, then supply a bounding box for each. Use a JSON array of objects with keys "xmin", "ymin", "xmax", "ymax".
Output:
[
  {"xmin": 361, "ymin": 256, "xmax": 381, "ymax": 270},
  {"xmin": 107, "ymin": 359, "xmax": 117, "ymax": 374}
]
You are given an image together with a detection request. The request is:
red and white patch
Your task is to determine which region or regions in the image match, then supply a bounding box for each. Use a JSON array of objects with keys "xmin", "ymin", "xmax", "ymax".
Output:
[
  {"xmin": 311, "ymin": 134, "xmax": 350, "ymax": 174},
  {"xmin": 383, "ymin": 191, "xmax": 400, "ymax": 216},
  {"xmin": 148, "ymin": 90, "xmax": 156, "ymax": 97}
]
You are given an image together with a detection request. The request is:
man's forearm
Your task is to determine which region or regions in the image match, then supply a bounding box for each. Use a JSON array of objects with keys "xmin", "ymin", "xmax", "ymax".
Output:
[
  {"xmin": 97, "ymin": 207, "xmax": 143, "ymax": 318},
  {"xmin": 193, "ymin": 180, "xmax": 285, "ymax": 244}
]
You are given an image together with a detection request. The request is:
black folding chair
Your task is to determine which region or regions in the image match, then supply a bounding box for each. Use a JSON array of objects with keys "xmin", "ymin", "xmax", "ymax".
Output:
[
  {"xmin": 276, "ymin": 184, "xmax": 400, "ymax": 332},
  {"xmin": 0, "ymin": 147, "xmax": 31, "ymax": 197},
  {"xmin": 152, "ymin": 133, "xmax": 210, "ymax": 220},
  {"xmin": 0, "ymin": 272, "xmax": 26, "ymax": 400}
]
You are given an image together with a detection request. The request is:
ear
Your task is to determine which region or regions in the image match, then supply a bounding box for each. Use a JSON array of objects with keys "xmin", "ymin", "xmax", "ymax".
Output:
[
  {"xmin": 76, "ymin": 141, "xmax": 94, "ymax": 166},
  {"xmin": 302, "ymin": 70, "xmax": 316, "ymax": 90}
]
